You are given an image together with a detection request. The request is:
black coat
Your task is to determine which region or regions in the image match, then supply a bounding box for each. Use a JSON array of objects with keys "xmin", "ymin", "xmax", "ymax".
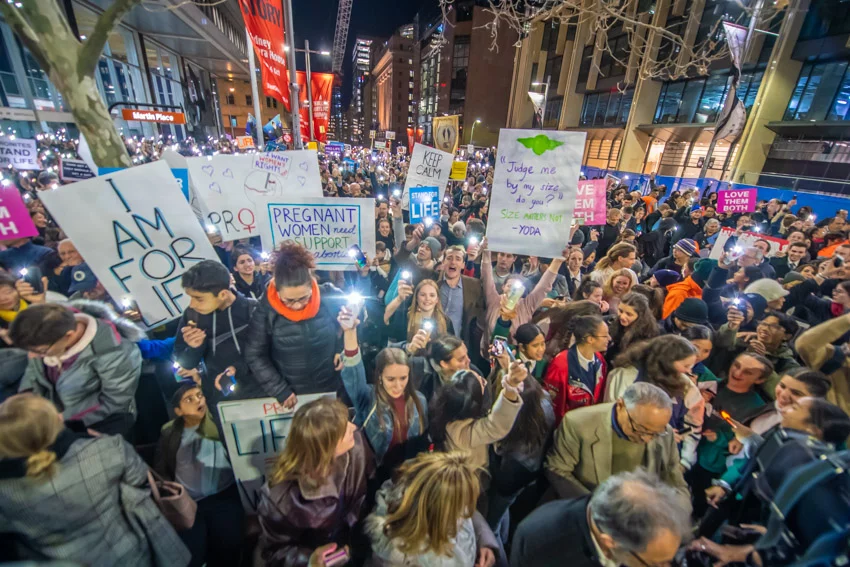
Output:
[
  {"xmin": 245, "ymin": 283, "xmax": 344, "ymax": 402},
  {"xmin": 511, "ymin": 496, "xmax": 602, "ymax": 567}
]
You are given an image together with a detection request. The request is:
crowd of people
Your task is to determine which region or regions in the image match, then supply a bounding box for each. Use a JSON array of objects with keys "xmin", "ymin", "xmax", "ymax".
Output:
[{"xmin": 0, "ymin": 133, "xmax": 849, "ymax": 567}]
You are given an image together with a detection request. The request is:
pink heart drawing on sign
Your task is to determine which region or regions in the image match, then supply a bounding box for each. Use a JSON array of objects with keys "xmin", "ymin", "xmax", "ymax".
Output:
[
  {"xmin": 209, "ymin": 182, "xmax": 222, "ymax": 193},
  {"xmin": 297, "ymin": 176, "xmax": 306, "ymax": 186},
  {"xmin": 222, "ymin": 168, "xmax": 234, "ymax": 178},
  {"xmin": 201, "ymin": 165, "xmax": 214, "ymax": 176},
  {"xmin": 299, "ymin": 161, "xmax": 308, "ymax": 171}
]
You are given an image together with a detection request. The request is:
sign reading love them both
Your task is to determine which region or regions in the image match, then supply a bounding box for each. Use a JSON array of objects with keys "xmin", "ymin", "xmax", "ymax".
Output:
[{"xmin": 486, "ymin": 129, "xmax": 586, "ymax": 257}]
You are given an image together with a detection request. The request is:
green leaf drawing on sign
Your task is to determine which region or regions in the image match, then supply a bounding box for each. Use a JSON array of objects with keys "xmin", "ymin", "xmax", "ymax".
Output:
[{"xmin": 516, "ymin": 134, "xmax": 564, "ymax": 156}]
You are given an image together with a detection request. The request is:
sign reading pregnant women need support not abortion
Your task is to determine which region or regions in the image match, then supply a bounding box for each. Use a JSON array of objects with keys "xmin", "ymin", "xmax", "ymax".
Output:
[
  {"xmin": 256, "ymin": 196, "xmax": 376, "ymax": 270},
  {"xmin": 486, "ymin": 129, "xmax": 586, "ymax": 257}
]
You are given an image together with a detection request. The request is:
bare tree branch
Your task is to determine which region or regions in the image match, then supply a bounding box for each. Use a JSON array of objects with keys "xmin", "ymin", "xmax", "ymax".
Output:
[{"xmin": 79, "ymin": 0, "xmax": 143, "ymax": 75}]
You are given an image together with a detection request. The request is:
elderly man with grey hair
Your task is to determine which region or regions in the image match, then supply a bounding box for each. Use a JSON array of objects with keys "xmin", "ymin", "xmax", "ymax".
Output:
[
  {"xmin": 545, "ymin": 382, "xmax": 691, "ymax": 510},
  {"xmin": 511, "ymin": 470, "xmax": 691, "ymax": 567}
]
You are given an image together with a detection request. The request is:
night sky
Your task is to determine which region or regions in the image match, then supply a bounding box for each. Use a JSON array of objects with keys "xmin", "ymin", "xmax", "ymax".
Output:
[{"xmin": 290, "ymin": 0, "xmax": 436, "ymax": 105}]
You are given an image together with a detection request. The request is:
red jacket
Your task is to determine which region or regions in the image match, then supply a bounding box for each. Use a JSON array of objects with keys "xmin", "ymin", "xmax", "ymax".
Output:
[{"xmin": 542, "ymin": 349, "xmax": 608, "ymax": 424}]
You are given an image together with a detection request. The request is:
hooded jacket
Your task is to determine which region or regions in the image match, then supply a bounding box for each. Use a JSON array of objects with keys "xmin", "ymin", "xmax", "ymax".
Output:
[
  {"xmin": 796, "ymin": 315, "xmax": 850, "ymax": 419},
  {"xmin": 18, "ymin": 300, "xmax": 145, "ymax": 427},
  {"xmin": 662, "ymin": 276, "xmax": 704, "ymax": 319}
]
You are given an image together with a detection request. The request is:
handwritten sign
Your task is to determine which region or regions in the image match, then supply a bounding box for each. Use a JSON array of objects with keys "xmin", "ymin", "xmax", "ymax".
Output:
[
  {"xmin": 575, "ymin": 179, "xmax": 607, "ymax": 225},
  {"xmin": 187, "ymin": 151, "xmax": 322, "ymax": 242},
  {"xmin": 450, "ymin": 160, "xmax": 468, "ymax": 181},
  {"xmin": 218, "ymin": 393, "xmax": 334, "ymax": 512},
  {"xmin": 39, "ymin": 161, "xmax": 219, "ymax": 328},
  {"xmin": 402, "ymin": 143, "xmax": 453, "ymax": 210},
  {"xmin": 257, "ymin": 196, "xmax": 376, "ymax": 270},
  {"xmin": 160, "ymin": 149, "xmax": 203, "ymax": 219},
  {"xmin": 59, "ymin": 158, "xmax": 95, "ymax": 182},
  {"xmin": 236, "ymin": 136, "xmax": 255, "ymax": 149},
  {"xmin": 409, "ymin": 186, "xmax": 440, "ymax": 225},
  {"xmin": 0, "ymin": 184, "xmax": 38, "ymax": 238},
  {"xmin": 486, "ymin": 129, "xmax": 586, "ymax": 257},
  {"xmin": 709, "ymin": 227, "xmax": 788, "ymax": 260},
  {"xmin": 717, "ymin": 188, "xmax": 757, "ymax": 213},
  {"xmin": 0, "ymin": 139, "xmax": 38, "ymax": 170}
]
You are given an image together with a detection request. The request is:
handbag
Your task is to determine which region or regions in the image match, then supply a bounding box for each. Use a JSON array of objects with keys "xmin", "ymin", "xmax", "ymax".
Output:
[{"xmin": 147, "ymin": 469, "xmax": 197, "ymax": 531}]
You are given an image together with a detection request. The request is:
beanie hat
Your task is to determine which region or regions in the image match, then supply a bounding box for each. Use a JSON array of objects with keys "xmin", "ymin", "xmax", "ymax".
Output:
[
  {"xmin": 742, "ymin": 293, "xmax": 768, "ymax": 321},
  {"xmin": 744, "ymin": 278, "xmax": 789, "ymax": 303},
  {"xmin": 652, "ymin": 269, "xmax": 681, "ymax": 288},
  {"xmin": 422, "ymin": 236, "xmax": 442, "ymax": 259},
  {"xmin": 691, "ymin": 204, "xmax": 702, "ymax": 212},
  {"xmin": 673, "ymin": 298, "xmax": 709, "ymax": 325},
  {"xmin": 674, "ymin": 238, "xmax": 699, "ymax": 258},
  {"xmin": 692, "ymin": 258, "xmax": 717, "ymax": 285},
  {"xmin": 782, "ymin": 271, "xmax": 806, "ymax": 285},
  {"xmin": 451, "ymin": 221, "xmax": 466, "ymax": 235}
]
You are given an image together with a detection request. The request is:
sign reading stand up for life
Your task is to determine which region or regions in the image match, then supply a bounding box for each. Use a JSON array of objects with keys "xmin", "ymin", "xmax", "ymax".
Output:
[
  {"xmin": 256, "ymin": 196, "xmax": 376, "ymax": 270},
  {"xmin": 39, "ymin": 161, "xmax": 219, "ymax": 328},
  {"xmin": 486, "ymin": 129, "xmax": 586, "ymax": 257}
]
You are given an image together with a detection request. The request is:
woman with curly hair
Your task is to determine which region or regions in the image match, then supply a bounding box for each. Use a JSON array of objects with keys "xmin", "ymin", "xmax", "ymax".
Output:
[
  {"xmin": 532, "ymin": 299, "xmax": 602, "ymax": 361},
  {"xmin": 605, "ymin": 292, "xmax": 659, "ymax": 364}
]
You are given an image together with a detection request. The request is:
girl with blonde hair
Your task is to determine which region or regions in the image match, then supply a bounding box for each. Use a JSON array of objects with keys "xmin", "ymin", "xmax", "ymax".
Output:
[
  {"xmin": 601, "ymin": 268, "xmax": 638, "ymax": 313},
  {"xmin": 406, "ymin": 279, "xmax": 452, "ymax": 342},
  {"xmin": 258, "ymin": 397, "xmax": 373, "ymax": 565},
  {"xmin": 0, "ymin": 394, "xmax": 188, "ymax": 566},
  {"xmin": 366, "ymin": 451, "xmax": 499, "ymax": 566}
]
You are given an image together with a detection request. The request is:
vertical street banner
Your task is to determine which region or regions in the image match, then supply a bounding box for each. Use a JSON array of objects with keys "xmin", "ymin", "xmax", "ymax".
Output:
[
  {"xmin": 713, "ymin": 22, "xmax": 749, "ymax": 142},
  {"xmin": 432, "ymin": 115, "xmax": 460, "ymax": 154},
  {"xmin": 574, "ymin": 179, "xmax": 608, "ymax": 225},
  {"xmin": 296, "ymin": 71, "xmax": 334, "ymax": 143},
  {"xmin": 402, "ymin": 142, "xmax": 453, "ymax": 210},
  {"xmin": 0, "ymin": 184, "xmax": 38, "ymax": 239},
  {"xmin": 187, "ymin": 151, "xmax": 323, "ymax": 242},
  {"xmin": 486, "ymin": 129, "xmax": 586, "ymax": 257},
  {"xmin": 238, "ymin": 0, "xmax": 291, "ymax": 110},
  {"xmin": 406, "ymin": 127, "xmax": 423, "ymax": 155},
  {"xmin": 255, "ymin": 196, "xmax": 376, "ymax": 270},
  {"xmin": 218, "ymin": 393, "xmax": 335, "ymax": 512},
  {"xmin": 39, "ymin": 161, "xmax": 219, "ymax": 328}
]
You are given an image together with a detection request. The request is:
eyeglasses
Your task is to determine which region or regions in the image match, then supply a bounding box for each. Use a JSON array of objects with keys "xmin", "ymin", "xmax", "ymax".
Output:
[
  {"xmin": 625, "ymin": 407, "xmax": 670, "ymax": 440},
  {"xmin": 757, "ymin": 321, "xmax": 782, "ymax": 331},
  {"xmin": 181, "ymin": 392, "xmax": 205, "ymax": 405},
  {"xmin": 280, "ymin": 290, "xmax": 313, "ymax": 307},
  {"xmin": 627, "ymin": 550, "xmax": 670, "ymax": 567}
]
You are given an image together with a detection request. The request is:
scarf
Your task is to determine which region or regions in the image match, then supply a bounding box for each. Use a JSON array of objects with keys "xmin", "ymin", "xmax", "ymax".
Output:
[
  {"xmin": 0, "ymin": 299, "xmax": 26, "ymax": 323},
  {"xmin": 266, "ymin": 279, "xmax": 321, "ymax": 322}
]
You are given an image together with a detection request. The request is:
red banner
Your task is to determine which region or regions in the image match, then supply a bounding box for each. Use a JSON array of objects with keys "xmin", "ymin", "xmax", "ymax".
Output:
[
  {"xmin": 238, "ymin": 0, "xmax": 290, "ymax": 110},
  {"xmin": 296, "ymin": 71, "xmax": 334, "ymax": 143},
  {"xmin": 407, "ymin": 127, "xmax": 423, "ymax": 154}
]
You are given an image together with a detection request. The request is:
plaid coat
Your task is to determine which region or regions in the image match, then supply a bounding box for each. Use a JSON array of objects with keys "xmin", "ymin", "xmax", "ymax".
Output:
[{"xmin": 0, "ymin": 434, "xmax": 189, "ymax": 566}]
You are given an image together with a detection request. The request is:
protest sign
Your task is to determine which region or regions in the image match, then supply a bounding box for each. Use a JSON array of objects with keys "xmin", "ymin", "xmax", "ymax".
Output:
[
  {"xmin": 0, "ymin": 138, "xmax": 38, "ymax": 170},
  {"xmin": 0, "ymin": 184, "xmax": 38, "ymax": 238},
  {"xmin": 187, "ymin": 151, "xmax": 322, "ymax": 242},
  {"xmin": 161, "ymin": 149, "xmax": 204, "ymax": 219},
  {"xmin": 40, "ymin": 161, "xmax": 219, "ymax": 328},
  {"xmin": 402, "ymin": 142, "xmax": 453, "ymax": 209},
  {"xmin": 219, "ymin": 393, "xmax": 334, "ymax": 512},
  {"xmin": 709, "ymin": 227, "xmax": 788, "ymax": 260},
  {"xmin": 409, "ymin": 186, "xmax": 440, "ymax": 225},
  {"xmin": 256, "ymin": 196, "xmax": 376, "ymax": 269},
  {"xmin": 450, "ymin": 160, "xmax": 468, "ymax": 181},
  {"xmin": 236, "ymin": 136, "xmax": 255, "ymax": 149},
  {"xmin": 59, "ymin": 158, "xmax": 95, "ymax": 182},
  {"xmin": 98, "ymin": 164, "xmax": 190, "ymax": 202},
  {"xmin": 575, "ymin": 179, "xmax": 607, "ymax": 225},
  {"xmin": 486, "ymin": 129, "xmax": 586, "ymax": 257},
  {"xmin": 718, "ymin": 188, "xmax": 757, "ymax": 213}
]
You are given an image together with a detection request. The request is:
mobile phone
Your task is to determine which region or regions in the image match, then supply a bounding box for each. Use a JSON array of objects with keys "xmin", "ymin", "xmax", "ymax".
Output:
[
  {"xmin": 392, "ymin": 189, "xmax": 401, "ymax": 197},
  {"xmin": 677, "ymin": 425, "xmax": 693, "ymax": 435},
  {"xmin": 220, "ymin": 373, "xmax": 237, "ymax": 397},
  {"xmin": 421, "ymin": 318, "xmax": 435, "ymax": 332},
  {"xmin": 468, "ymin": 236, "xmax": 479, "ymax": 246},
  {"xmin": 504, "ymin": 280, "xmax": 525, "ymax": 311},
  {"xmin": 488, "ymin": 340, "xmax": 505, "ymax": 358},
  {"xmin": 834, "ymin": 255, "xmax": 844, "ymax": 268},
  {"xmin": 495, "ymin": 337, "xmax": 516, "ymax": 361},
  {"xmin": 19, "ymin": 266, "xmax": 44, "ymax": 294},
  {"xmin": 399, "ymin": 270, "xmax": 412, "ymax": 282},
  {"xmin": 424, "ymin": 217, "xmax": 434, "ymax": 228},
  {"xmin": 347, "ymin": 244, "xmax": 368, "ymax": 270},
  {"xmin": 322, "ymin": 547, "xmax": 350, "ymax": 567}
]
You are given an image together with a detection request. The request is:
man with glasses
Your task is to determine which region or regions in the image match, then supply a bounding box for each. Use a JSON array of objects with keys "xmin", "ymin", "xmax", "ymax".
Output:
[
  {"xmin": 511, "ymin": 469, "xmax": 691, "ymax": 567},
  {"xmin": 545, "ymin": 382, "xmax": 691, "ymax": 510}
]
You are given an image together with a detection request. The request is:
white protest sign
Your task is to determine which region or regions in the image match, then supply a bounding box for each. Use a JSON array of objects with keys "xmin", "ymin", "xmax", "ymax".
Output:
[
  {"xmin": 402, "ymin": 142, "xmax": 453, "ymax": 209},
  {"xmin": 256, "ymin": 196, "xmax": 376, "ymax": 270},
  {"xmin": 486, "ymin": 129, "xmax": 586, "ymax": 257},
  {"xmin": 709, "ymin": 227, "xmax": 789, "ymax": 259},
  {"xmin": 39, "ymin": 161, "xmax": 219, "ymax": 328},
  {"xmin": 0, "ymin": 139, "xmax": 38, "ymax": 170},
  {"xmin": 161, "ymin": 149, "xmax": 205, "ymax": 220},
  {"xmin": 187, "ymin": 151, "xmax": 322, "ymax": 242},
  {"xmin": 218, "ymin": 393, "xmax": 334, "ymax": 512}
]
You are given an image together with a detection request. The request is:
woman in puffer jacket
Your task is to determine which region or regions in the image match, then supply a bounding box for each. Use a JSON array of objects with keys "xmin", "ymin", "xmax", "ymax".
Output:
[
  {"xmin": 245, "ymin": 242, "xmax": 345, "ymax": 410},
  {"xmin": 366, "ymin": 451, "xmax": 499, "ymax": 567}
]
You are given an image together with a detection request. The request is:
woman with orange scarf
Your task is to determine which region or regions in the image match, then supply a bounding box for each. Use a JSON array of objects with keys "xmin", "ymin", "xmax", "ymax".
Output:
[{"xmin": 245, "ymin": 243, "xmax": 345, "ymax": 409}]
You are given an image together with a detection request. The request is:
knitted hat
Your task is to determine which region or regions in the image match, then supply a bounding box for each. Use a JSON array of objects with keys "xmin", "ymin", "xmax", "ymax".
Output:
[
  {"xmin": 744, "ymin": 278, "xmax": 789, "ymax": 303},
  {"xmin": 742, "ymin": 293, "xmax": 768, "ymax": 321},
  {"xmin": 782, "ymin": 271, "xmax": 806, "ymax": 285},
  {"xmin": 674, "ymin": 238, "xmax": 699, "ymax": 258},
  {"xmin": 673, "ymin": 298, "xmax": 709, "ymax": 325},
  {"xmin": 451, "ymin": 221, "xmax": 466, "ymax": 235},
  {"xmin": 652, "ymin": 269, "xmax": 681, "ymax": 288},
  {"xmin": 422, "ymin": 236, "xmax": 442, "ymax": 259},
  {"xmin": 692, "ymin": 258, "xmax": 717, "ymax": 285},
  {"xmin": 691, "ymin": 204, "xmax": 703, "ymax": 212}
]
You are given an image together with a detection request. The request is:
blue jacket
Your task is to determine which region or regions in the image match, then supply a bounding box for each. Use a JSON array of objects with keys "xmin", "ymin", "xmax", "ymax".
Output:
[{"xmin": 341, "ymin": 351, "xmax": 427, "ymax": 462}]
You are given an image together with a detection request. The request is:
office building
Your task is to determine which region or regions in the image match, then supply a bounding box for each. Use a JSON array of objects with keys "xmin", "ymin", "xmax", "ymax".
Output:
[{"xmin": 372, "ymin": 23, "xmax": 418, "ymax": 146}]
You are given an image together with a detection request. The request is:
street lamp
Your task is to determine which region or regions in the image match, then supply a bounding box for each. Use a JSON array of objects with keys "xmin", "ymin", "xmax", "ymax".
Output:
[
  {"xmin": 531, "ymin": 76, "xmax": 550, "ymax": 126},
  {"xmin": 295, "ymin": 41, "xmax": 331, "ymax": 142},
  {"xmin": 469, "ymin": 118, "xmax": 482, "ymax": 146}
]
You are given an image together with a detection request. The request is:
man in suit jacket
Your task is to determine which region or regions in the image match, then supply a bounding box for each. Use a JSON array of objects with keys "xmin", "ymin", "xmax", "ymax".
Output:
[
  {"xmin": 544, "ymin": 382, "xmax": 691, "ymax": 511},
  {"xmin": 770, "ymin": 242, "xmax": 808, "ymax": 280},
  {"xmin": 511, "ymin": 470, "xmax": 690, "ymax": 567},
  {"xmin": 439, "ymin": 245, "xmax": 484, "ymax": 349}
]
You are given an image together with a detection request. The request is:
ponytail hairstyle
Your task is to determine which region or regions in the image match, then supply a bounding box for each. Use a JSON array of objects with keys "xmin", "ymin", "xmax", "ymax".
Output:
[
  {"xmin": 273, "ymin": 241, "xmax": 315, "ymax": 289},
  {"xmin": 536, "ymin": 300, "xmax": 602, "ymax": 359},
  {"xmin": 595, "ymin": 242, "xmax": 637, "ymax": 271},
  {"xmin": 0, "ymin": 394, "xmax": 63, "ymax": 480}
]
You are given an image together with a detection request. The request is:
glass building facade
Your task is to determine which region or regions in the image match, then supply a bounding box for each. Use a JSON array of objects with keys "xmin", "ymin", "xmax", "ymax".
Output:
[
  {"xmin": 652, "ymin": 67, "xmax": 765, "ymax": 124},
  {"xmin": 784, "ymin": 59, "xmax": 850, "ymax": 122}
]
